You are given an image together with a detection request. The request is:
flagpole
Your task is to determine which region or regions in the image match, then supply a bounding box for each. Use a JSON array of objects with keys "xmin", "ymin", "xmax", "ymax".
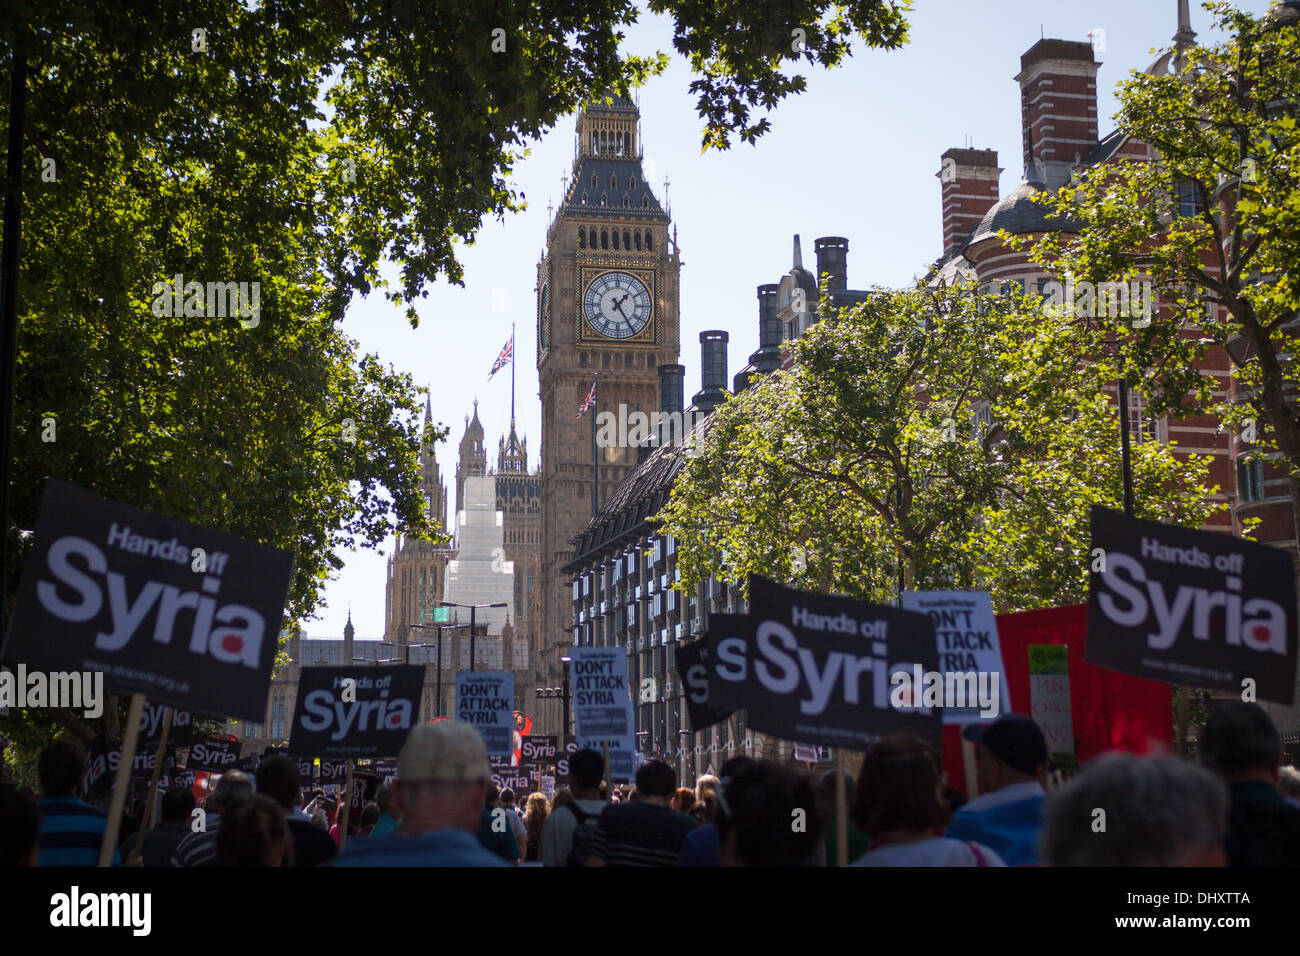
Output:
[
  {"xmin": 510, "ymin": 321, "xmax": 516, "ymax": 425},
  {"xmin": 591, "ymin": 374, "xmax": 598, "ymax": 517}
]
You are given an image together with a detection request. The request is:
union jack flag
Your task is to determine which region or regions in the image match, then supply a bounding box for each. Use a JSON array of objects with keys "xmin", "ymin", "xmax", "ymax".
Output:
[
  {"xmin": 488, "ymin": 332, "xmax": 513, "ymax": 380},
  {"xmin": 576, "ymin": 376, "xmax": 598, "ymax": 419}
]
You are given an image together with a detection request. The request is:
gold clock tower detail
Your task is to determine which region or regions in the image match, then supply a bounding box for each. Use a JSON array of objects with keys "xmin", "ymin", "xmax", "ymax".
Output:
[{"xmin": 535, "ymin": 94, "xmax": 681, "ymax": 729}]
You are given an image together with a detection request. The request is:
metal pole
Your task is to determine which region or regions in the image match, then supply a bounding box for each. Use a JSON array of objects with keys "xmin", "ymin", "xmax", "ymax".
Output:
[
  {"xmin": 470, "ymin": 605, "xmax": 476, "ymax": 672},
  {"xmin": 435, "ymin": 627, "xmax": 443, "ymax": 717},
  {"xmin": 1, "ymin": 50, "xmax": 27, "ymax": 627},
  {"xmin": 562, "ymin": 667, "xmax": 570, "ymax": 737},
  {"xmin": 591, "ymin": 374, "xmax": 598, "ymax": 516},
  {"xmin": 1117, "ymin": 377, "xmax": 1135, "ymax": 516}
]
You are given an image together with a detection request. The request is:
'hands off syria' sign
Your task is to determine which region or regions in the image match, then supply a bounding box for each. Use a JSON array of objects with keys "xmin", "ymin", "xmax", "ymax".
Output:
[
  {"xmin": 1086, "ymin": 506, "xmax": 1297, "ymax": 704},
  {"xmin": 2, "ymin": 480, "xmax": 292, "ymax": 721}
]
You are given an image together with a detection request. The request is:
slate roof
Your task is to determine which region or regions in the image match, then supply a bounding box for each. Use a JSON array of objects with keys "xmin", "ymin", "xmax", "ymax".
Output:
[
  {"xmin": 964, "ymin": 179, "xmax": 1082, "ymax": 247},
  {"xmin": 563, "ymin": 413, "xmax": 713, "ymax": 569},
  {"xmin": 562, "ymin": 156, "xmax": 669, "ymax": 221}
]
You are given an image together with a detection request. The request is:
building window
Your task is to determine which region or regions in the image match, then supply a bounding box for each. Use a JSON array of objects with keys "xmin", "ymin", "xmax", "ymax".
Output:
[
  {"xmin": 1174, "ymin": 178, "xmax": 1205, "ymax": 219},
  {"xmin": 645, "ymin": 232, "xmax": 653, "ymax": 251},
  {"xmin": 602, "ymin": 352, "xmax": 610, "ymax": 368},
  {"xmin": 589, "ymin": 228, "xmax": 597, "ymax": 248},
  {"xmin": 630, "ymin": 176, "xmax": 637, "ymax": 189},
  {"xmin": 1238, "ymin": 457, "xmax": 1265, "ymax": 503},
  {"xmin": 270, "ymin": 692, "xmax": 287, "ymax": 740},
  {"xmin": 578, "ymin": 229, "xmax": 585, "ymax": 248},
  {"xmin": 622, "ymin": 196, "xmax": 629, "ymax": 208},
  {"xmin": 634, "ymin": 232, "xmax": 641, "ymax": 250},
  {"xmin": 610, "ymin": 174, "xmax": 618, "ymax": 190},
  {"xmin": 623, "ymin": 230, "xmax": 630, "ymax": 248},
  {"xmin": 591, "ymin": 173, "xmax": 597, "ymax": 189},
  {"xmin": 611, "ymin": 230, "xmax": 619, "ymax": 250},
  {"xmin": 601, "ymin": 229, "xmax": 608, "ymax": 249},
  {"xmin": 600, "ymin": 193, "xmax": 607, "ymax": 207}
]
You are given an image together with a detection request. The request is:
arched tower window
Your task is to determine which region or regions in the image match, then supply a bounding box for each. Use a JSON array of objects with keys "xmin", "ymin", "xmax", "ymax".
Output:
[
  {"xmin": 645, "ymin": 232, "xmax": 653, "ymax": 251},
  {"xmin": 641, "ymin": 195, "xmax": 649, "ymax": 208},
  {"xmin": 610, "ymin": 174, "xmax": 617, "ymax": 190},
  {"xmin": 634, "ymin": 232, "xmax": 641, "ymax": 250},
  {"xmin": 578, "ymin": 229, "xmax": 585, "ymax": 248},
  {"xmin": 622, "ymin": 229, "xmax": 630, "ymax": 248},
  {"xmin": 591, "ymin": 173, "xmax": 597, "ymax": 189},
  {"xmin": 611, "ymin": 230, "xmax": 619, "ymax": 250},
  {"xmin": 622, "ymin": 196, "xmax": 629, "ymax": 208},
  {"xmin": 601, "ymin": 229, "xmax": 608, "ymax": 249},
  {"xmin": 589, "ymin": 228, "xmax": 597, "ymax": 248},
  {"xmin": 600, "ymin": 192, "xmax": 607, "ymax": 207}
]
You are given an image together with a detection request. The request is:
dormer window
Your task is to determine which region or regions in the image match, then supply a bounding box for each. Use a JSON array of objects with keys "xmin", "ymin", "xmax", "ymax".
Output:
[
  {"xmin": 591, "ymin": 173, "xmax": 597, "ymax": 189},
  {"xmin": 610, "ymin": 174, "xmax": 617, "ymax": 190},
  {"xmin": 600, "ymin": 193, "xmax": 607, "ymax": 206},
  {"xmin": 641, "ymin": 195, "xmax": 649, "ymax": 208},
  {"xmin": 622, "ymin": 196, "xmax": 630, "ymax": 208},
  {"xmin": 630, "ymin": 176, "xmax": 637, "ymax": 189}
]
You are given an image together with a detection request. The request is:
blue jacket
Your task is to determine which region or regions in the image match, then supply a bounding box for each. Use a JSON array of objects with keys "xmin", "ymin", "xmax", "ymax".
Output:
[{"xmin": 945, "ymin": 784, "xmax": 1046, "ymax": 866}]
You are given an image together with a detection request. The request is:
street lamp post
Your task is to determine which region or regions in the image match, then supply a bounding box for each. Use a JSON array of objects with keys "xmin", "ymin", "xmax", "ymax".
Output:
[
  {"xmin": 408, "ymin": 623, "xmax": 457, "ymax": 717},
  {"xmin": 439, "ymin": 602, "xmax": 508, "ymax": 672},
  {"xmin": 536, "ymin": 655, "xmax": 573, "ymax": 738}
]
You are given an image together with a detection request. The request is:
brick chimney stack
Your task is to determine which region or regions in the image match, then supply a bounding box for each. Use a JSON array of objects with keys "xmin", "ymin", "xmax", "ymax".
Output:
[
  {"xmin": 1015, "ymin": 39, "xmax": 1099, "ymax": 188},
  {"xmin": 937, "ymin": 148, "xmax": 1001, "ymax": 259}
]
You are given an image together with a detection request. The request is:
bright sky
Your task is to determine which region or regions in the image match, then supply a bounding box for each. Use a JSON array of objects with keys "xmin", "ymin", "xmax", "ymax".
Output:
[{"xmin": 314, "ymin": 0, "xmax": 1274, "ymax": 638}]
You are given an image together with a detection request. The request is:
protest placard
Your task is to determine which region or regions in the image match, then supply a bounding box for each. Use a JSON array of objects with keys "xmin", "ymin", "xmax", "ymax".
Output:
[
  {"xmin": 455, "ymin": 671, "xmax": 514, "ymax": 757},
  {"xmin": 674, "ymin": 637, "xmax": 733, "ymax": 732},
  {"xmin": 1028, "ymin": 644, "xmax": 1075, "ymax": 763},
  {"xmin": 734, "ymin": 575, "xmax": 942, "ymax": 751},
  {"xmin": 2, "ymin": 479, "xmax": 293, "ymax": 721},
  {"xmin": 1087, "ymin": 506, "xmax": 1297, "ymax": 704},
  {"xmin": 901, "ymin": 591, "xmax": 1009, "ymax": 724},
  {"xmin": 186, "ymin": 736, "xmax": 242, "ymax": 772},
  {"xmin": 569, "ymin": 648, "xmax": 635, "ymax": 781},
  {"xmin": 288, "ymin": 666, "xmax": 424, "ymax": 759}
]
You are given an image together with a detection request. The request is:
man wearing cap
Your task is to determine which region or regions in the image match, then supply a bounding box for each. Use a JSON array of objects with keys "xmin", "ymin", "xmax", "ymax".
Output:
[
  {"xmin": 945, "ymin": 714, "xmax": 1048, "ymax": 866},
  {"xmin": 335, "ymin": 721, "xmax": 508, "ymax": 867}
]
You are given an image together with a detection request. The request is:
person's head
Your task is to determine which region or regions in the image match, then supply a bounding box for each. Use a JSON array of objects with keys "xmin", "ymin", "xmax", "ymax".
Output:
[
  {"xmin": 695, "ymin": 774, "xmax": 721, "ymax": 804},
  {"xmin": 1278, "ymin": 765, "xmax": 1300, "ymax": 800},
  {"xmin": 484, "ymin": 783, "xmax": 500, "ymax": 808},
  {"xmin": 0, "ymin": 784, "xmax": 40, "ymax": 866},
  {"xmin": 500, "ymin": 788, "xmax": 517, "ymax": 808},
  {"xmin": 670, "ymin": 787, "xmax": 695, "ymax": 812},
  {"xmin": 524, "ymin": 791, "xmax": 548, "ymax": 819},
  {"xmin": 360, "ymin": 801, "xmax": 380, "ymax": 828},
  {"xmin": 550, "ymin": 786, "xmax": 574, "ymax": 813},
  {"xmin": 634, "ymin": 760, "xmax": 676, "ymax": 801},
  {"xmin": 1041, "ymin": 753, "xmax": 1227, "ymax": 866},
  {"xmin": 1199, "ymin": 702, "xmax": 1283, "ymax": 783},
  {"xmin": 37, "ymin": 739, "xmax": 86, "ymax": 798},
  {"xmin": 206, "ymin": 770, "xmax": 255, "ymax": 818},
  {"xmin": 569, "ymin": 750, "xmax": 604, "ymax": 798},
  {"xmin": 391, "ymin": 721, "xmax": 491, "ymax": 835},
  {"xmin": 217, "ymin": 794, "xmax": 292, "ymax": 867},
  {"xmin": 255, "ymin": 754, "xmax": 302, "ymax": 814},
  {"xmin": 717, "ymin": 761, "xmax": 823, "ymax": 866},
  {"xmin": 964, "ymin": 714, "xmax": 1048, "ymax": 793},
  {"xmin": 689, "ymin": 793, "xmax": 716, "ymax": 823},
  {"xmin": 161, "ymin": 785, "xmax": 196, "ymax": 826},
  {"xmin": 852, "ymin": 734, "xmax": 948, "ymax": 838}
]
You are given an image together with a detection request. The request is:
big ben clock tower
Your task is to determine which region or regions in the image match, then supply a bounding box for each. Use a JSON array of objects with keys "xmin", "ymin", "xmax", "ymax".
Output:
[{"xmin": 536, "ymin": 94, "xmax": 681, "ymax": 723}]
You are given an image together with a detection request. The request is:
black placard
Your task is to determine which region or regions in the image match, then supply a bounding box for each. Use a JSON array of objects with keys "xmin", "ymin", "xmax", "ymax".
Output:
[
  {"xmin": 318, "ymin": 760, "xmax": 348, "ymax": 783},
  {"xmin": 81, "ymin": 736, "xmax": 176, "ymax": 799},
  {"xmin": 519, "ymin": 734, "xmax": 557, "ymax": 763},
  {"xmin": 288, "ymin": 666, "xmax": 424, "ymax": 759},
  {"xmin": 704, "ymin": 614, "xmax": 751, "ymax": 712},
  {"xmin": 137, "ymin": 700, "xmax": 194, "ymax": 748},
  {"xmin": 736, "ymin": 575, "xmax": 941, "ymax": 751},
  {"xmin": 491, "ymin": 765, "xmax": 530, "ymax": 794},
  {"xmin": 187, "ymin": 736, "xmax": 242, "ymax": 772},
  {"xmin": 1086, "ymin": 506, "xmax": 1298, "ymax": 704},
  {"xmin": 675, "ymin": 638, "xmax": 733, "ymax": 732},
  {"xmin": 2, "ymin": 480, "xmax": 292, "ymax": 721}
]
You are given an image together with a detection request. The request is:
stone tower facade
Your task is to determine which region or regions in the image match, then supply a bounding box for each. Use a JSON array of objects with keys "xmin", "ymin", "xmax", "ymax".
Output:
[
  {"xmin": 536, "ymin": 94, "xmax": 682, "ymax": 731},
  {"xmin": 383, "ymin": 396, "xmax": 452, "ymax": 643}
]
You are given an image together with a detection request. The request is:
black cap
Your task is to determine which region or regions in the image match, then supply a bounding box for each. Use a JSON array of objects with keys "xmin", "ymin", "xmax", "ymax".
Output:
[{"xmin": 963, "ymin": 714, "xmax": 1047, "ymax": 775}]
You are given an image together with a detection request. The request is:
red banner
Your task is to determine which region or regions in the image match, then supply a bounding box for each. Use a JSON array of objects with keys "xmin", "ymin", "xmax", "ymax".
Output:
[{"xmin": 942, "ymin": 604, "xmax": 1172, "ymax": 797}]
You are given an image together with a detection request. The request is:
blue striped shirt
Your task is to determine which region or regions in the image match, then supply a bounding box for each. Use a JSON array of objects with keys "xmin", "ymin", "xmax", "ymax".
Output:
[{"xmin": 39, "ymin": 795, "xmax": 121, "ymax": 867}]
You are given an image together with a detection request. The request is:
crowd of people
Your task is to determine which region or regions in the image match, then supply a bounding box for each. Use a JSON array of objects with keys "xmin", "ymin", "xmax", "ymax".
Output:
[{"xmin": 3, "ymin": 700, "xmax": 1300, "ymax": 867}]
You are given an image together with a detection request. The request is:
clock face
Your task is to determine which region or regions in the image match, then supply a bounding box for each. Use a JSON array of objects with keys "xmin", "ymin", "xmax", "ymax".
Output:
[{"xmin": 583, "ymin": 271, "xmax": 652, "ymax": 339}]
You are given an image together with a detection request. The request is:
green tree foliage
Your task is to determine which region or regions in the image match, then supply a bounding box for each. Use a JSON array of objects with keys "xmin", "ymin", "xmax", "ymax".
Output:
[
  {"xmin": 1023, "ymin": 2, "xmax": 1300, "ymax": 537},
  {"xmin": 0, "ymin": 2, "xmax": 911, "ymax": 755},
  {"xmin": 657, "ymin": 282, "xmax": 1221, "ymax": 612}
]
